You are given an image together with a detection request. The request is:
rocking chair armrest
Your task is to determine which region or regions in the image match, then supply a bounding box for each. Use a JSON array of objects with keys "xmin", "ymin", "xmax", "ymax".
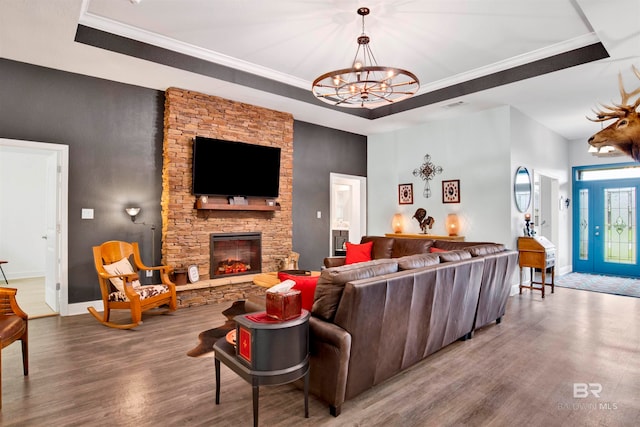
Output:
[
  {"xmin": 0, "ymin": 287, "xmax": 29, "ymax": 319},
  {"xmin": 143, "ymin": 265, "xmax": 173, "ymax": 273},
  {"xmin": 134, "ymin": 264, "xmax": 174, "ymax": 275}
]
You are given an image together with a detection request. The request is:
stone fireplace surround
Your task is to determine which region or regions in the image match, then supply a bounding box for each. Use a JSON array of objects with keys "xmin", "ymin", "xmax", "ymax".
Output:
[{"xmin": 162, "ymin": 88, "xmax": 293, "ymax": 307}]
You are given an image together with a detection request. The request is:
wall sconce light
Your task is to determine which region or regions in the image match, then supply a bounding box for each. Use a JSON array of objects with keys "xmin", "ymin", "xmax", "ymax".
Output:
[
  {"xmin": 125, "ymin": 207, "xmax": 141, "ymax": 222},
  {"xmin": 445, "ymin": 213, "xmax": 460, "ymax": 236},
  {"xmin": 391, "ymin": 213, "xmax": 404, "ymax": 234}
]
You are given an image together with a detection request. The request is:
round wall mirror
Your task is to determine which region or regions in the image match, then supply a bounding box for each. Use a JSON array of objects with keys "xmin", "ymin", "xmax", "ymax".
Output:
[{"xmin": 514, "ymin": 166, "xmax": 532, "ymax": 212}]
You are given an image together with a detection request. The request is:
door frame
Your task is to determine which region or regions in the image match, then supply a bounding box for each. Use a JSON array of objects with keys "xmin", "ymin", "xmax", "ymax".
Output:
[
  {"xmin": 0, "ymin": 138, "xmax": 69, "ymax": 315},
  {"xmin": 572, "ymin": 162, "xmax": 640, "ymax": 277},
  {"xmin": 329, "ymin": 173, "xmax": 367, "ymax": 256}
]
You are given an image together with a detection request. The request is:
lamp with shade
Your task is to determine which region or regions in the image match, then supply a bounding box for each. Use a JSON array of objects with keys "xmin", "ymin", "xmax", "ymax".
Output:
[
  {"xmin": 391, "ymin": 213, "xmax": 404, "ymax": 234},
  {"xmin": 445, "ymin": 213, "xmax": 460, "ymax": 236},
  {"xmin": 125, "ymin": 207, "xmax": 141, "ymax": 222}
]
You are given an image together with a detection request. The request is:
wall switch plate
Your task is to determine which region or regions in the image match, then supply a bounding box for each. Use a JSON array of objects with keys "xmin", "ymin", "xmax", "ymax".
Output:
[
  {"xmin": 317, "ymin": 211, "xmax": 322, "ymax": 219},
  {"xmin": 146, "ymin": 270, "xmax": 153, "ymax": 277},
  {"xmin": 81, "ymin": 208, "xmax": 94, "ymax": 219}
]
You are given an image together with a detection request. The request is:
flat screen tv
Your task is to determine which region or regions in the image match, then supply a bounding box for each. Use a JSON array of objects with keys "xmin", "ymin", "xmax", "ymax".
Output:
[{"xmin": 192, "ymin": 136, "xmax": 281, "ymax": 198}]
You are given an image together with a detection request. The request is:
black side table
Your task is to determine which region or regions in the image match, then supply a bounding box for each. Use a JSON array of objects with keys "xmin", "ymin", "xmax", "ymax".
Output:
[{"xmin": 213, "ymin": 310, "xmax": 310, "ymax": 427}]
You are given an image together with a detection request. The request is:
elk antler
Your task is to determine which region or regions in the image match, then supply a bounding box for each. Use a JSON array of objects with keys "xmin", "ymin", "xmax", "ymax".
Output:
[
  {"xmin": 588, "ymin": 65, "xmax": 640, "ymax": 122},
  {"xmin": 619, "ymin": 65, "xmax": 640, "ymax": 106}
]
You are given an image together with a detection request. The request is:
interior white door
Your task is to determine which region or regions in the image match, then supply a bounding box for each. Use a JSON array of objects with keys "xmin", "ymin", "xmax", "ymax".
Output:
[
  {"xmin": 329, "ymin": 173, "xmax": 367, "ymax": 255},
  {"xmin": 44, "ymin": 153, "xmax": 59, "ymax": 312}
]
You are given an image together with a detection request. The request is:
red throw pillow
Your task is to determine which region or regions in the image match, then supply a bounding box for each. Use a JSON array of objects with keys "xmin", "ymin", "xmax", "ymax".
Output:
[
  {"xmin": 430, "ymin": 247, "xmax": 448, "ymax": 253},
  {"xmin": 277, "ymin": 272, "xmax": 319, "ymax": 311},
  {"xmin": 345, "ymin": 241, "xmax": 373, "ymax": 264}
]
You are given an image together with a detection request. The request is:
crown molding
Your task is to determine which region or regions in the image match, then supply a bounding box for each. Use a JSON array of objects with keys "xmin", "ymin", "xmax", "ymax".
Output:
[{"xmin": 78, "ymin": 10, "xmax": 310, "ymax": 90}]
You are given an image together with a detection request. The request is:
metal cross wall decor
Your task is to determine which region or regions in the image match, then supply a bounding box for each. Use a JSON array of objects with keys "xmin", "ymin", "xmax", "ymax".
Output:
[{"xmin": 413, "ymin": 154, "xmax": 443, "ymax": 198}]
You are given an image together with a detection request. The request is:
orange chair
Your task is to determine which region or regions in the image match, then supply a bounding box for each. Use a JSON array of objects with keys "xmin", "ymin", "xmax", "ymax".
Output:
[
  {"xmin": 0, "ymin": 287, "xmax": 28, "ymax": 409},
  {"xmin": 89, "ymin": 241, "xmax": 177, "ymax": 329}
]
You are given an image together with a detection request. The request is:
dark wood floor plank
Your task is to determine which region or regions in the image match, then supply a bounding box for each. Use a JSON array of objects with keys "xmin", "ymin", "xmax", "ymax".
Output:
[{"xmin": 0, "ymin": 289, "xmax": 639, "ymax": 426}]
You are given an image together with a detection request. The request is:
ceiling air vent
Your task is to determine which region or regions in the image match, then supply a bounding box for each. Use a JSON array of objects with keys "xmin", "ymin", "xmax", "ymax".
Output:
[{"xmin": 442, "ymin": 101, "xmax": 467, "ymax": 109}]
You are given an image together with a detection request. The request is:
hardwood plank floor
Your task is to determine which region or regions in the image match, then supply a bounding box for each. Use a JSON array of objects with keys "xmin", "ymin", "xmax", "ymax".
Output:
[
  {"xmin": 0, "ymin": 287, "xmax": 639, "ymax": 426},
  {"xmin": 8, "ymin": 277, "xmax": 57, "ymax": 318}
]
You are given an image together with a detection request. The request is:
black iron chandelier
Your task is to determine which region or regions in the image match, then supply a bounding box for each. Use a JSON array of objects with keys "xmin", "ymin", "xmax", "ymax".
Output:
[{"xmin": 312, "ymin": 7, "xmax": 420, "ymax": 109}]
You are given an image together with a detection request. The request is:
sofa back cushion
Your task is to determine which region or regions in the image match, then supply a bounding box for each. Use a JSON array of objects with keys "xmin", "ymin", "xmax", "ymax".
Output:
[
  {"xmin": 433, "ymin": 240, "xmax": 497, "ymax": 250},
  {"xmin": 312, "ymin": 259, "xmax": 399, "ymax": 321},
  {"xmin": 391, "ymin": 238, "xmax": 433, "ymax": 258},
  {"xmin": 466, "ymin": 244, "xmax": 505, "ymax": 257},
  {"xmin": 439, "ymin": 249, "xmax": 473, "ymax": 262},
  {"xmin": 397, "ymin": 253, "xmax": 441, "ymax": 270},
  {"xmin": 361, "ymin": 236, "xmax": 394, "ymax": 259}
]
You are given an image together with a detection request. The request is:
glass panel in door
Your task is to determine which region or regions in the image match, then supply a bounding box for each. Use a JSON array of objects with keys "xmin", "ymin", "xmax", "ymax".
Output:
[
  {"xmin": 599, "ymin": 186, "xmax": 636, "ymax": 268},
  {"xmin": 574, "ymin": 177, "xmax": 640, "ymax": 277}
]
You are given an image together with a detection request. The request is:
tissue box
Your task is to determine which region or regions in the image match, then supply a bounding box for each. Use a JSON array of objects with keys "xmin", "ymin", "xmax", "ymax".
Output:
[{"xmin": 266, "ymin": 289, "xmax": 301, "ymax": 320}]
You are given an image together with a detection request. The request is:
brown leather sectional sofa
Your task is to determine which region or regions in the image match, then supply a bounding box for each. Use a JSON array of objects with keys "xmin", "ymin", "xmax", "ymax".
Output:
[{"xmin": 308, "ymin": 235, "xmax": 518, "ymax": 416}]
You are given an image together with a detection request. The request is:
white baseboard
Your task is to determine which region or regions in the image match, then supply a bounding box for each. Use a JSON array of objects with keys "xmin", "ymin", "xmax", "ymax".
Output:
[{"xmin": 65, "ymin": 300, "xmax": 103, "ymax": 316}]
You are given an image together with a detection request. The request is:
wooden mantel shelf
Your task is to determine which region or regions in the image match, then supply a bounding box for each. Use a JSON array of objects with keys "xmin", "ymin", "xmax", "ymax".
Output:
[{"xmin": 195, "ymin": 197, "xmax": 281, "ymax": 212}]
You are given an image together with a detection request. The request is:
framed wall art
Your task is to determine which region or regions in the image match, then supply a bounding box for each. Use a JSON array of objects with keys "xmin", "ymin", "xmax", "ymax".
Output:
[
  {"xmin": 442, "ymin": 180, "xmax": 460, "ymax": 203},
  {"xmin": 399, "ymin": 183, "xmax": 413, "ymax": 205}
]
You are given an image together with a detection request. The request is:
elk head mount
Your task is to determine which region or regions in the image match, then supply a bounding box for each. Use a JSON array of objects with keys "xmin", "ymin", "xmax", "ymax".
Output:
[{"xmin": 588, "ymin": 66, "xmax": 640, "ymax": 161}]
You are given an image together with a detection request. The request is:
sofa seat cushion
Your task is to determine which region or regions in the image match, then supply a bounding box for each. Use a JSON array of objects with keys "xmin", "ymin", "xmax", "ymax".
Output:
[
  {"xmin": 390, "ymin": 238, "xmax": 433, "ymax": 258},
  {"xmin": 361, "ymin": 236, "xmax": 394, "ymax": 259},
  {"xmin": 439, "ymin": 249, "xmax": 473, "ymax": 262},
  {"xmin": 397, "ymin": 253, "xmax": 441, "ymax": 270},
  {"xmin": 345, "ymin": 241, "xmax": 373, "ymax": 264},
  {"xmin": 312, "ymin": 259, "xmax": 399, "ymax": 321}
]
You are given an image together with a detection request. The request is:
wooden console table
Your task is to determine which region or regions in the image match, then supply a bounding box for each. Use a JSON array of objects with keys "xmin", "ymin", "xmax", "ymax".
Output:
[{"xmin": 385, "ymin": 233, "xmax": 465, "ymax": 242}]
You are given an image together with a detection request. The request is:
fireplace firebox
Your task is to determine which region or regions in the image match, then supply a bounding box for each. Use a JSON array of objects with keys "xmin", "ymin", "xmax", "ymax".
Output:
[{"xmin": 210, "ymin": 233, "xmax": 262, "ymax": 278}]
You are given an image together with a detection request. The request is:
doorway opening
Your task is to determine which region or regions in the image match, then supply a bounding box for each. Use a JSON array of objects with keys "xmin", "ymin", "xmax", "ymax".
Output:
[
  {"xmin": 573, "ymin": 163, "xmax": 640, "ymax": 277},
  {"xmin": 0, "ymin": 139, "xmax": 68, "ymax": 317},
  {"xmin": 329, "ymin": 173, "xmax": 367, "ymax": 256}
]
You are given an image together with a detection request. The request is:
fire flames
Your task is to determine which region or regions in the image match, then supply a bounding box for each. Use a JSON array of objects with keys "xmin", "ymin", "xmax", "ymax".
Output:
[{"xmin": 217, "ymin": 259, "xmax": 251, "ymax": 275}]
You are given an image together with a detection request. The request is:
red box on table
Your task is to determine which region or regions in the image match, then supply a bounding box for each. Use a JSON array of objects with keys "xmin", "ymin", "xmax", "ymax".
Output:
[{"xmin": 266, "ymin": 289, "xmax": 301, "ymax": 320}]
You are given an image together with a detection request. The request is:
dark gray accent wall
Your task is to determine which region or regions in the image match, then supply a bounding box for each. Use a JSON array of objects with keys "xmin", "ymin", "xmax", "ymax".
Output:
[
  {"xmin": 292, "ymin": 122, "xmax": 367, "ymax": 270},
  {"xmin": 0, "ymin": 59, "xmax": 368, "ymax": 303},
  {"xmin": 0, "ymin": 58, "xmax": 164, "ymax": 303}
]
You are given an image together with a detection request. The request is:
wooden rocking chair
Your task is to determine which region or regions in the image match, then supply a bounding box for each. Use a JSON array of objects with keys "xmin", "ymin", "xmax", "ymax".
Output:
[{"xmin": 89, "ymin": 241, "xmax": 177, "ymax": 329}]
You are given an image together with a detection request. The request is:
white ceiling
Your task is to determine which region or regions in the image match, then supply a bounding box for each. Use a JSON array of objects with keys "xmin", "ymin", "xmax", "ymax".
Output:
[{"xmin": 2, "ymin": 0, "xmax": 639, "ymax": 142}]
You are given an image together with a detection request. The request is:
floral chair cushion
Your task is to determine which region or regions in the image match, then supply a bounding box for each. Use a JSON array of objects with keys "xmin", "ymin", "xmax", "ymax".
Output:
[{"xmin": 108, "ymin": 284, "xmax": 170, "ymax": 302}]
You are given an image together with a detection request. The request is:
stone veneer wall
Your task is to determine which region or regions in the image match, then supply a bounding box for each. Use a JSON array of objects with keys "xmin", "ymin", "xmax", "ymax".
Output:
[{"xmin": 162, "ymin": 87, "xmax": 293, "ymax": 306}]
